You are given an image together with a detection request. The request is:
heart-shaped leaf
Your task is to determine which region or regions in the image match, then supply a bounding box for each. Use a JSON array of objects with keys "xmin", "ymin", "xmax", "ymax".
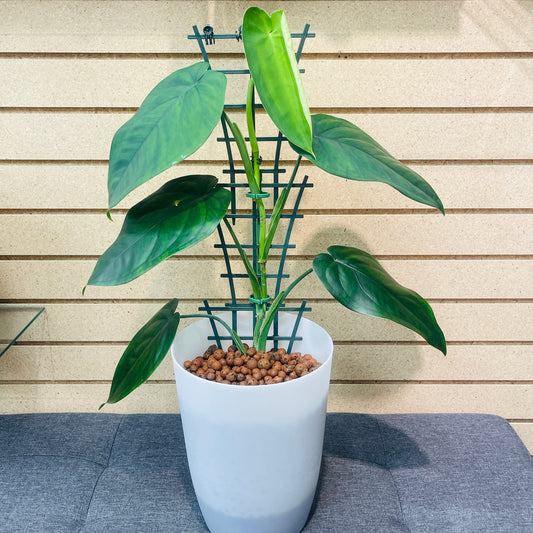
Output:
[
  {"xmin": 292, "ymin": 114, "xmax": 444, "ymax": 213},
  {"xmin": 89, "ymin": 175, "xmax": 231, "ymax": 286},
  {"xmin": 313, "ymin": 246, "xmax": 446, "ymax": 354},
  {"xmin": 243, "ymin": 7, "xmax": 313, "ymax": 154},
  {"xmin": 108, "ymin": 62, "xmax": 226, "ymax": 208},
  {"xmin": 101, "ymin": 299, "xmax": 180, "ymax": 407}
]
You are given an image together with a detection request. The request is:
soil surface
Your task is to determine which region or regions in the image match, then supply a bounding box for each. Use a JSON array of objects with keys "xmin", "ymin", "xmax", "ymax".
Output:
[{"xmin": 183, "ymin": 344, "xmax": 321, "ymax": 385}]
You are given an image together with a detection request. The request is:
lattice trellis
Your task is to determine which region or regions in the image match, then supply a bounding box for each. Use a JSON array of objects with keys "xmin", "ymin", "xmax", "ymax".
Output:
[{"xmin": 189, "ymin": 23, "xmax": 315, "ymax": 351}]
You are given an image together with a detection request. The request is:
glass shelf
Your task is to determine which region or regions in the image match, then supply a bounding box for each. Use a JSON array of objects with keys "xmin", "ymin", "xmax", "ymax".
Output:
[{"xmin": 0, "ymin": 305, "xmax": 45, "ymax": 357}]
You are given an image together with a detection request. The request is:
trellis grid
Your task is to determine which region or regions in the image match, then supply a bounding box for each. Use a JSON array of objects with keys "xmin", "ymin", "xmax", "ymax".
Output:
[{"xmin": 189, "ymin": 23, "xmax": 315, "ymax": 351}]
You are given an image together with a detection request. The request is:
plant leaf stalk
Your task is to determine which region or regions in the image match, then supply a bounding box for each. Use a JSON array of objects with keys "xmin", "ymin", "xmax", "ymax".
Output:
[
  {"xmin": 180, "ymin": 313, "xmax": 247, "ymax": 354},
  {"xmin": 222, "ymin": 85, "xmax": 309, "ymax": 351},
  {"xmin": 245, "ymin": 79, "xmax": 269, "ymax": 343},
  {"xmin": 256, "ymin": 267, "xmax": 314, "ymax": 348}
]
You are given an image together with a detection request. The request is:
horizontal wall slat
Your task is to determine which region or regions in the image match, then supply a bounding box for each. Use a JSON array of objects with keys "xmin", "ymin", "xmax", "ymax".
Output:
[
  {"xmin": 511, "ymin": 423, "xmax": 533, "ymax": 454},
  {"xmin": 2, "ymin": 163, "xmax": 533, "ymax": 211},
  {"xmin": 1, "ymin": 112, "xmax": 532, "ymax": 161},
  {"xmin": 1, "ymin": 1, "xmax": 532, "ymax": 53},
  {"xmin": 8, "ymin": 302, "xmax": 533, "ymax": 343},
  {"xmin": 1, "ymin": 214, "xmax": 531, "ymax": 256},
  {"xmin": 2, "ymin": 344, "xmax": 533, "ymax": 382},
  {"xmin": 0, "ymin": 383, "xmax": 531, "ymax": 421},
  {"xmin": 327, "ymin": 383, "xmax": 533, "ymax": 418},
  {"xmin": 3, "ymin": 57, "xmax": 533, "ymax": 108},
  {"xmin": 2, "ymin": 259, "xmax": 532, "ymax": 300}
]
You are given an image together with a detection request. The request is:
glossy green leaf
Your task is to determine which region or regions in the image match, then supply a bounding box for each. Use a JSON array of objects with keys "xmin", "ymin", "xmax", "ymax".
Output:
[
  {"xmin": 313, "ymin": 246, "xmax": 446, "ymax": 354},
  {"xmin": 291, "ymin": 114, "xmax": 444, "ymax": 213},
  {"xmin": 108, "ymin": 62, "xmax": 226, "ymax": 208},
  {"xmin": 88, "ymin": 175, "xmax": 231, "ymax": 286},
  {"xmin": 242, "ymin": 7, "xmax": 313, "ymax": 154},
  {"xmin": 101, "ymin": 299, "xmax": 180, "ymax": 407}
]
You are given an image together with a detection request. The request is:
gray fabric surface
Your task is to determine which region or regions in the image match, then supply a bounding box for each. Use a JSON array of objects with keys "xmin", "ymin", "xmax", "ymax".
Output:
[{"xmin": 1, "ymin": 413, "xmax": 532, "ymax": 532}]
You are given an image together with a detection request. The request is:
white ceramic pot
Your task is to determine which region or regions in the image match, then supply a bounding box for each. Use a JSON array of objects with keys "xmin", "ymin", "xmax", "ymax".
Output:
[{"xmin": 171, "ymin": 311, "xmax": 333, "ymax": 533}]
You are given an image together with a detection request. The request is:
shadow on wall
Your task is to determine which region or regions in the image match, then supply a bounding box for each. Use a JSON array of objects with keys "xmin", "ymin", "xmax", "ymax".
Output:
[
  {"xmin": 200, "ymin": 1, "xmax": 463, "ymax": 34},
  {"xmin": 298, "ymin": 222, "xmax": 427, "ymax": 395},
  {"xmin": 463, "ymin": 1, "xmax": 533, "ymax": 52}
]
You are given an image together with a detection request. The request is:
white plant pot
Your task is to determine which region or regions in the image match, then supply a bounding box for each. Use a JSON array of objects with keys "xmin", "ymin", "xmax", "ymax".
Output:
[{"xmin": 171, "ymin": 311, "xmax": 333, "ymax": 533}]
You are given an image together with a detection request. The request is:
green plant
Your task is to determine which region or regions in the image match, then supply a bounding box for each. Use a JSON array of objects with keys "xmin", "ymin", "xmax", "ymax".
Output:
[{"xmin": 87, "ymin": 7, "xmax": 446, "ymax": 408}]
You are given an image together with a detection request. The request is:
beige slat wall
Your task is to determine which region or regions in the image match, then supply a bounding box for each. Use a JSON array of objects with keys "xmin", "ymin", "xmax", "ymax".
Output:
[{"xmin": 1, "ymin": 1, "xmax": 532, "ymax": 451}]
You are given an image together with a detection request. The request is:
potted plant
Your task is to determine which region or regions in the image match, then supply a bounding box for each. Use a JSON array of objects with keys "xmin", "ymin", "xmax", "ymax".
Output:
[{"xmin": 86, "ymin": 7, "xmax": 446, "ymax": 532}]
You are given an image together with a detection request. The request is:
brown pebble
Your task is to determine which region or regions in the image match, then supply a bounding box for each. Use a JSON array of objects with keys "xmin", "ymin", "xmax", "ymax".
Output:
[
  {"xmin": 213, "ymin": 349, "xmax": 225, "ymax": 360},
  {"xmin": 257, "ymin": 358, "xmax": 272, "ymax": 370},
  {"xmin": 246, "ymin": 358, "xmax": 258, "ymax": 370},
  {"xmin": 185, "ymin": 347, "xmax": 321, "ymax": 386},
  {"xmin": 294, "ymin": 363, "xmax": 307, "ymax": 376},
  {"xmin": 281, "ymin": 352, "xmax": 292, "ymax": 364}
]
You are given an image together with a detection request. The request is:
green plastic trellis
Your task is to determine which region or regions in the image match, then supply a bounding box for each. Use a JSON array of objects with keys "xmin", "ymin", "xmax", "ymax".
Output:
[{"xmin": 189, "ymin": 23, "xmax": 315, "ymax": 351}]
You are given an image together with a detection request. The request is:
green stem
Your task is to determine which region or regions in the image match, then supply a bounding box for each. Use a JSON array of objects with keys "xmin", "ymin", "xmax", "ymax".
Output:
[
  {"xmin": 245, "ymin": 79, "xmax": 269, "ymax": 343},
  {"xmin": 261, "ymin": 155, "xmax": 302, "ymax": 262},
  {"xmin": 222, "ymin": 217, "xmax": 261, "ymax": 298},
  {"xmin": 282, "ymin": 267, "xmax": 314, "ymax": 300},
  {"xmin": 221, "ymin": 111, "xmax": 257, "ymax": 194},
  {"xmin": 256, "ymin": 267, "xmax": 314, "ymax": 350},
  {"xmin": 180, "ymin": 314, "xmax": 247, "ymax": 354},
  {"xmin": 246, "ymin": 79, "xmax": 261, "ymax": 189}
]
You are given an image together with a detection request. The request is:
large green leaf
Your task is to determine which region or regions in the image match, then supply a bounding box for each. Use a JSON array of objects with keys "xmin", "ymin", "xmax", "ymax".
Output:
[
  {"xmin": 292, "ymin": 114, "xmax": 444, "ymax": 213},
  {"xmin": 101, "ymin": 299, "xmax": 180, "ymax": 407},
  {"xmin": 88, "ymin": 175, "xmax": 231, "ymax": 286},
  {"xmin": 108, "ymin": 62, "xmax": 226, "ymax": 208},
  {"xmin": 313, "ymin": 246, "xmax": 446, "ymax": 354},
  {"xmin": 242, "ymin": 7, "xmax": 313, "ymax": 154}
]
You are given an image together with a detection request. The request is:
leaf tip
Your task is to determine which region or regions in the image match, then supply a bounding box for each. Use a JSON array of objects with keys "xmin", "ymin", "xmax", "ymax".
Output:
[
  {"xmin": 106, "ymin": 210, "xmax": 113, "ymax": 222},
  {"xmin": 439, "ymin": 339, "xmax": 447, "ymax": 356}
]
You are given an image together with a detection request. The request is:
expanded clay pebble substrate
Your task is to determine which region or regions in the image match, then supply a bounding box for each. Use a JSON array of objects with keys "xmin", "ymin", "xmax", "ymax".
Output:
[{"xmin": 184, "ymin": 345, "xmax": 321, "ymax": 385}]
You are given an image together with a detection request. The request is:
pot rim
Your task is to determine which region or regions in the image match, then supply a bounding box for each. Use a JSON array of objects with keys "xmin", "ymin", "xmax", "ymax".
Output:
[{"xmin": 171, "ymin": 311, "xmax": 333, "ymax": 390}]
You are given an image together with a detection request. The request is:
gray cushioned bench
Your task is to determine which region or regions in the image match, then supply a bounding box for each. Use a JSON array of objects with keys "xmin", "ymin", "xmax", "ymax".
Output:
[{"xmin": 1, "ymin": 413, "xmax": 532, "ymax": 532}]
